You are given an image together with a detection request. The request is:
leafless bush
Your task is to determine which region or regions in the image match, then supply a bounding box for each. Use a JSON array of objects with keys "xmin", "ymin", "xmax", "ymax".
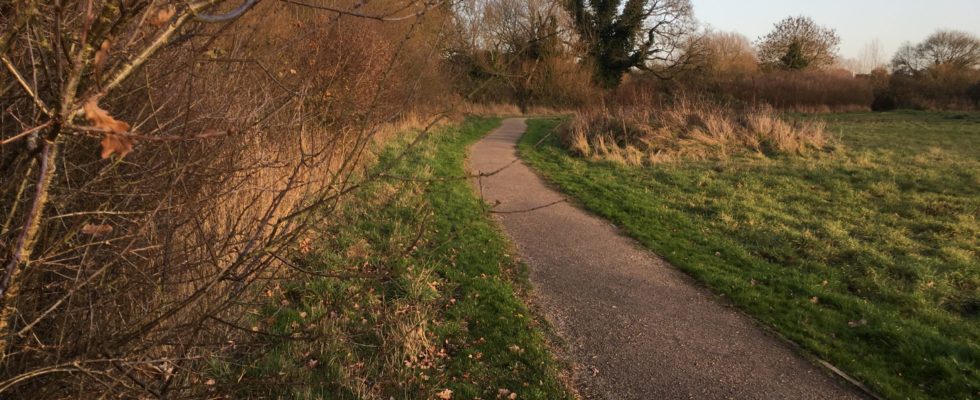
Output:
[
  {"xmin": 1, "ymin": 0, "xmax": 451, "ymax": 397},
  {"xmin": 562, "ymin": 96, "xmax": 831, "ymax": 165},
  {"xmin": 725, "ymin": 69, "xmax": 873, "ymax": 112},
  {"xmin": 446, "ymin": 0, "xmax": 596, "ymax": 112},
  {"xmin": 877, "ymin": 65, "xmax": 980, "ymax": 111}
]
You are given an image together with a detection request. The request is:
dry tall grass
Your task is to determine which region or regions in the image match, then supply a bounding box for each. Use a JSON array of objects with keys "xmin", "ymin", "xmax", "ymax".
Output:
[
  {"xmin": 563, "ymin": 98, "xmax": 832, "ymax": 165},
  {"xmin": 0, "ymin": 1, "xmax": 453, "ymax": 397}
]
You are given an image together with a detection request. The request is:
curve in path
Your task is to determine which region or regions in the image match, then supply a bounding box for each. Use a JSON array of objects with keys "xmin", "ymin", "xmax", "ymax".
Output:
[{"xmin": 468, "ymin": 118, "xmax": 864, "ymax": 400}]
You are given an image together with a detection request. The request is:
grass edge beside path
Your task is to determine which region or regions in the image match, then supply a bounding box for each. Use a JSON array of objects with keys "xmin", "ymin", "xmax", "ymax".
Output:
[
  {"xmin": 517, "ymin": 116, "xmax": 980, "ymax": 400},
  {"xmin": 425, "ymin": 116, "xmax": 575, "ymax": 399},
  {"xmin": 234, "ymin": 117, "xmax": 573, "ymax": 399}
]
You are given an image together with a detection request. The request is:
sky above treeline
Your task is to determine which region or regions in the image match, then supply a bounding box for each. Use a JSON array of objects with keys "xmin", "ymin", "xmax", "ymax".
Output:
[{"xmin": 691, "ymin": 0, "xmax": 980, "ymax": 60}]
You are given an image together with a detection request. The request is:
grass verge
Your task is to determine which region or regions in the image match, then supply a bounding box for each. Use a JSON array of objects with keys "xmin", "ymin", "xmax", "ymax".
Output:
[
  {"xmin": 228, "ymin": 117, "xmax": 572, "ymax": 399},
  {"xmin": 518, "ymin": 112, "xmax": 979, "ymax": 400}
]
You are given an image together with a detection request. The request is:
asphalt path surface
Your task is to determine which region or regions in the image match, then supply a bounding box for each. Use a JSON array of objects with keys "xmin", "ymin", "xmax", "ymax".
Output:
[{"xmin": 468, "ymin": 118, "xmax": 864, "ymax": 400}]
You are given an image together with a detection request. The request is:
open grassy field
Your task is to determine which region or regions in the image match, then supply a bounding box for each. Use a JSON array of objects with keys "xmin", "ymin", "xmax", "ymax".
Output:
[
  {"xmin": 518, "ymin": 112, "xmax": 980, "ymax": 400},
  {"xmin": 227, "ymin": 118, "xmax": 571, "ymax": 399}
]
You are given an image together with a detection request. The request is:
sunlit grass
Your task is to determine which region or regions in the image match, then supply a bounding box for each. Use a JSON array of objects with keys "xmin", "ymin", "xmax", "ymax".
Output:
[
  {"xmin": 234, "ymin": 117, "xmax": 572, "ymax": 399},
  {"xmin": 519, "ymin": 112, "xmax": 979, "ymax": 400}
]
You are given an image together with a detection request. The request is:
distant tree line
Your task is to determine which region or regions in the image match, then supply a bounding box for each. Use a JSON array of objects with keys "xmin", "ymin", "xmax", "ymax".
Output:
[
  {"xmin": 639, "ymin": 16, "xmax": 980, "ymax": 111},
  {"xmin": 878, "ymin": 30, "xmax": 980, "ymax": 110},
  {"xmin": 446, "ymin": 2, "xmax": 979, "ymax": 112}
]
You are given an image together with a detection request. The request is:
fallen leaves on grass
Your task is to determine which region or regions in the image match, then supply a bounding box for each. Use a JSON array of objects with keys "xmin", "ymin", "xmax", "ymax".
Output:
[
  {"xmin": 436, "ymin": 388, "xmax": 453, "ymax": 399},
  {"xmin": 297, "ymin": 236, "xmax": 313, "ymax": 254},
  {"xmin": 848, "ymin": 319, "xmax": 867, "ymax": 328}
]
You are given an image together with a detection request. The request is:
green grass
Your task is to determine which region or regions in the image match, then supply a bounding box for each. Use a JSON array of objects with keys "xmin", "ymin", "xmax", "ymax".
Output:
[
  {"xmin": 233, "ymin": 117, "xmax": 571, "ymax": 399},
  {"xmin": 518, "ymin": 111, "xmax": 980, "ymax": 400}
]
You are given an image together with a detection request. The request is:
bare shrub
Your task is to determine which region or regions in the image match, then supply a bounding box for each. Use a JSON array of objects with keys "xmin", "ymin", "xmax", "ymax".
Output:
[
  {"xmin": 562, "ymin": 97, "xmax": 831, "ymax": 164},
  {"xmin": 0, "ymin": 1, "xmax": 451, "ymax": 397},
  {"xmin": 725, "ymin": 69, "xmax": 873, "ymax": 112},
  {"xmin": 448, "ymin": 0, "xmax": 595, "ymax": 112},
  {"xmin": 878, "ymin": 65, "xmax": 980, "ymax": 111},
  {"xmin": 615, "ymin": 68, "xmax": 873, "ymax": 113},
  {"xmin": 693, "ymin": 31, "xmax": 759, "ymax": 79}
]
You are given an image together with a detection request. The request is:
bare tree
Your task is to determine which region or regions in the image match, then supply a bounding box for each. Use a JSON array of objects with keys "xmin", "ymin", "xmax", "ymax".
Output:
[
  {"xmin": 695, "ymin": 31, "xmax": 758, "ymax": 77},
  {"xmin": 858, "ymin": 39, "xmax": 886, "ymax": 74},
  {"xmin": 892, "ymin": 30, "xmax": 980, "ymax": 75},
  {"xmin": 756, "ymin": 16, "xmax": 840, "ymax": 70},
  {"xmin": 447, "ymin": 0, "xmax": 587, "ymax": 111}
]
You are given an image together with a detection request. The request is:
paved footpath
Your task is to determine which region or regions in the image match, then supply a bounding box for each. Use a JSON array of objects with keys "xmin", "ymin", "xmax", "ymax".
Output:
[{"xmin": 468, "ymin": 118, "xmax": 864, "ymax": 400}]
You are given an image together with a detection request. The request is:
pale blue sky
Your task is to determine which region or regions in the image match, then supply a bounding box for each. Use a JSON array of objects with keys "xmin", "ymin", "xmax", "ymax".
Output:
[{"xmin": 691, "ymin": 0, "xmax": 980, "ymax": 60}]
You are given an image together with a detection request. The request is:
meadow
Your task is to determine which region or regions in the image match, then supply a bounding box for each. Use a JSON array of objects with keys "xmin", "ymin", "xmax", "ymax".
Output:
[{"xmin": 519, "ymin": 112, "xmax": 980, "ymax": 400}]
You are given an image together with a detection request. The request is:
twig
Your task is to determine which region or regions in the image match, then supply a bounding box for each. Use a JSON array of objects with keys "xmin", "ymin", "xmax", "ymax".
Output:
[
  {"xmin": 193, "ymin": 0, "xmax": 261, "ymax": 23},
  {"xmin": 265, "ymin": 251, "xmax": 385, "ymax": 280},
  {"xmin": 1, "ymin": 120, "xmax": 53, "ymax": 145},
  {"xmin": 1, "ymin": 55, "xmax": 53, "ymax": 116},
  {"xmin": 279, "ymin": 0, "xmax": 444, "ymax": 22},
  {"xmin": 103, "ymin": 0, "xmax": 241, "ymax": 94},
  {"xmin": 489, "ymin": 199, "xmax": 567, "ymax": 214}
]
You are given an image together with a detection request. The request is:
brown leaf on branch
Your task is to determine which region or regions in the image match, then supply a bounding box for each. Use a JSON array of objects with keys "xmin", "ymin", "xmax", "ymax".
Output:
[
  {"xmin": 101, "ymin": 134, "xmax": 135, "ymax": 159},
  {"xmin": 83, "ymin": 97, "xmax": 134, "ymax": 158},
  {"xmin": 94, "ymin": 39, "xmax": 111, "ymax": 69},
  {"xmin": 93, "ymin": 39, "xmax": 111, "ymax": 87}
]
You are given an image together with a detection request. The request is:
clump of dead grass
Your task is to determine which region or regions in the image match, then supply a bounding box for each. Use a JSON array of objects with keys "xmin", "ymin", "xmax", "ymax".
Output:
[{"xmin": 562, "ymin": 97, "xmax": 833, "ymax": 165}]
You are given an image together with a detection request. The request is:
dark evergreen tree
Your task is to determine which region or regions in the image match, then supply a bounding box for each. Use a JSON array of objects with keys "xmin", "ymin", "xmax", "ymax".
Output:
[
  {"xmin": 563, "ymin": 0, "xmax": 694, "ymax": 88},
  {"xmin": 780, "ymin": 41, "xmax": 810, "ymax": 70}
]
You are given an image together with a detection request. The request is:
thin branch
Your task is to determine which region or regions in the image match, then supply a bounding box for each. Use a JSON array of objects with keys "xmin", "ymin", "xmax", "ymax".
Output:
[
  {"xmin": 279, "ymin": 0, "xmax": 444, "ymax": 22},
  {"xmin": 1, "ymin": 120, "xmax": 53, "ymax": 145},
  {"xmin": 1, "ymin": 55, "xmax": 53, "ymax": 116},
  {"xmin": 489, "ymin": 198, "xmax": 567, "ymax": 214},
  {"xmin": 103, "ymin": 0, "xmax": 244, "ymax": 94},
  {"xmin": 193, "ymin": 0, "xmax": 261, "ymax": 23}
]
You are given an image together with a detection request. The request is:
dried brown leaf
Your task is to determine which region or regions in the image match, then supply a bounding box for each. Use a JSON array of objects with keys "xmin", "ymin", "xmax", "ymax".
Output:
[
  {"xmin": 84, "ymin": 98, "xmax": 130, "ymax": 134},
  {"xmin": 84, "ymin": 97, "xmax": 134, "ymax": 158},
  {"xmin": 298, "ymin": 237, "xmax": 313, "ymax": 255},
  {"xmin": 153, "ymin": 6, "xmax": 176, "ymax": 26},
  {"xmin": 100, "ymin": 134, "xmax": 135, "ymax": 159},
  {"xmin": 94, "ymin": 39, "xmax": 111, "ymax": 70},
  {"xmin": 436, "ymin": 389, "xmax": 453, "ymax": 399},
  {"xmin": 81, "ymin": 223, "xmax": 113, "ymax": 236}
]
